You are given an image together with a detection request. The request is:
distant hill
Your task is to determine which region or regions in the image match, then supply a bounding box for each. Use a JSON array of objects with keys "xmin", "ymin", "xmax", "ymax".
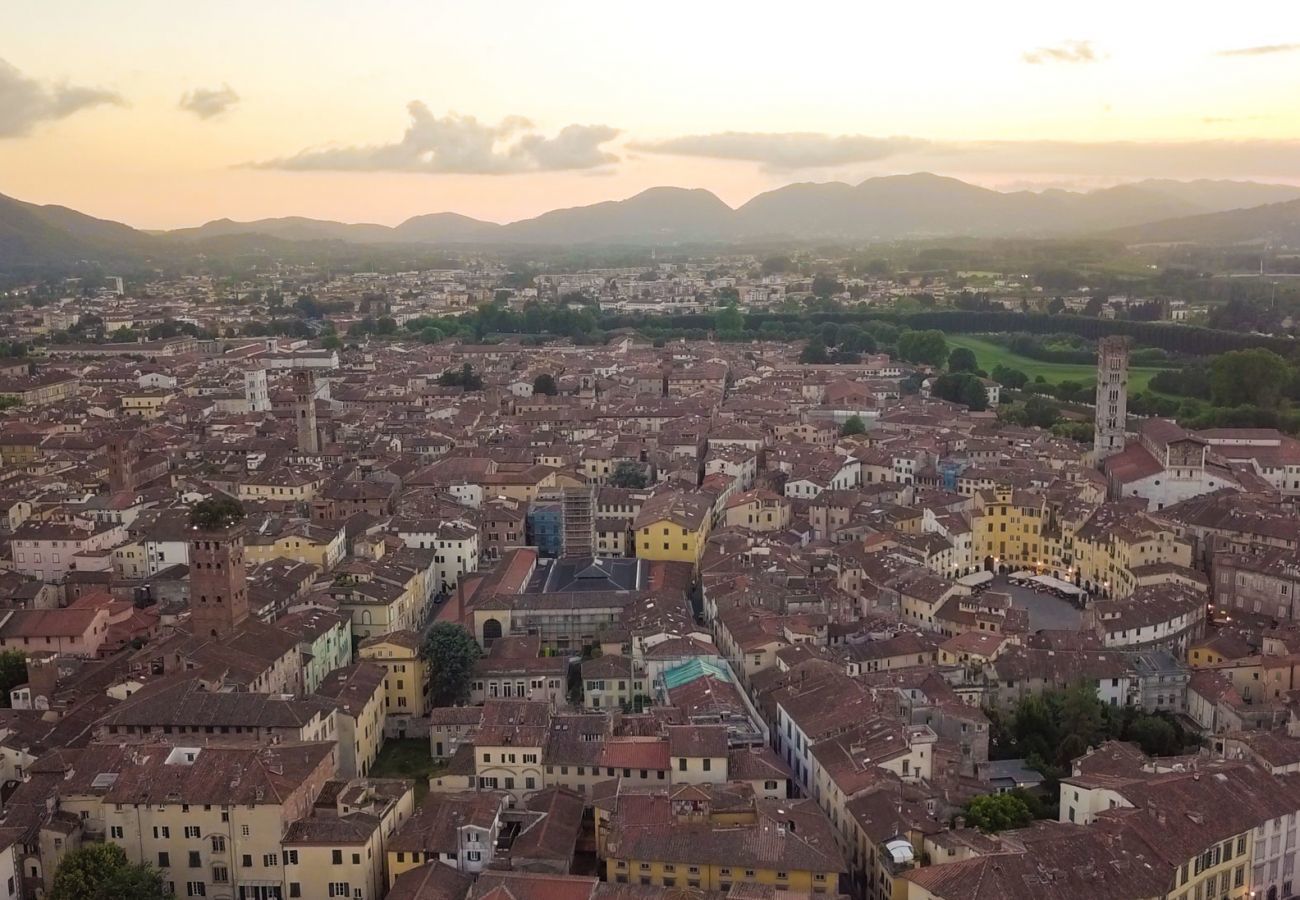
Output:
[
  {"xmin": 0, "ymin": 192, "xmax": 156, "ymax": 267},
  {"xmin": 166, "ymin": 216, "xmax": 400, "ymax": 244},
  {"xmin": 1108, "ymin": 198, "xmax": 1300, "ymax": 245},
  {"xmin": 496, "ymin": 186, "xmax": 734, "ymax": 244},
  {"xmin": 5, "ymin": 175, "xmax": 1300, "ymax": 269}
]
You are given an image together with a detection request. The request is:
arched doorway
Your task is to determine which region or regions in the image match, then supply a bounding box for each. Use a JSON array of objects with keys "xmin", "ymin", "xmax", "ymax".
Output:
[
  {"xmin": 483, "ymin": 617, "xmax": 503, "ymax": 646},
  {"xmin": 983, "ymin": 556, "xmax": 995, "ymax": 572}
]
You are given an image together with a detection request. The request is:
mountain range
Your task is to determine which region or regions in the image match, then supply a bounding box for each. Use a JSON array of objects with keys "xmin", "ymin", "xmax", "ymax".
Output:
[{"xmin": 5, "ymin": 173, "xmax": 1300, "ymax": 268}]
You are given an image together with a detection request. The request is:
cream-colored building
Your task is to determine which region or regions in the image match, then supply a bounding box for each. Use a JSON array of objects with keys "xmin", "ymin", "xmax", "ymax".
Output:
[
  {"xmin": 315, "ymin": 663, "xmax": 388, "ymax": 778},
  {"xmin": 358, "ymin": 630, "xmax": 430, "ymax": 739}
]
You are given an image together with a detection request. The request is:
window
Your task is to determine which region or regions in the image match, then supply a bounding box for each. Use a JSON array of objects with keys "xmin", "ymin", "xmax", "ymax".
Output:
[
  {"xmin": 184, "ymin": 826, "xmax": 201, "ymax": 839},
  {"xmin": 328, "ymin": 884, "xmax": 350, "ymax": 898},
  {"xmin": 467, "ymin": 851, "xmax": 482, "ymax": 862},
  {"xmin": 158, "ymin": 852, "xmax": 170, "ymax": 868},
  {"xmin": 241, "ymin": 825, "xmax": 250, "ymax": 837},
  {"xmin": 284, "ymin": 850, "xmax": 296, "ymax": 864},
  {"xmin": 332, "ymin": 850, "xmax": 343, "ymax": 865},
  {"xmin": 702, "ymin": 758, "xmax": 711, "ymax": 772},
  {"xmin": 213, "ymin": 867, "xmax": 228, "ymax": 884},
  {"xmin": 263, "ymin": 854, "xmax": 278, "ymax": 867},
  {"xmin": 110, "ymin": 826, "xmax": 124, "ymax": 839},
  {"xmin": 188, "ymin": 851, "xmax": 201, "ymax": 868},
  {"xmin": 289, "ymin": 884, "xmax": 301, "ymax": 898},
  {"xmin": 186, "ymin": 883, "xmax": 206, "ymax": 898}
]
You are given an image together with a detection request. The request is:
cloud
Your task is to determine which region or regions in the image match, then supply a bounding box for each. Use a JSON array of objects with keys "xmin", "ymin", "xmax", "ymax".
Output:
[
  {"xmin": 628, "ymin": 132, "xmax": 928, "ymax": 170},
  {"xmin": 1216, "ymin": 43, "xmax": 1300, "ymax": 57},
  {"xmin": 0, "ymin": 57, "xmax": 122, "ymax": 137},
  {"xmin": 255, "ymin": 102, "xmax": 619, "ymax": 174},
  {"xmin": 634, "ymin": 130, "xmax": 1300, "ymax": 178},
  {"xmin": 1022, "ymin": 40, "xmax": 1101, "ymax": 64},
  {"xmin": 179, "ymin": 84, "xmax": 240, "ymax": 119}
]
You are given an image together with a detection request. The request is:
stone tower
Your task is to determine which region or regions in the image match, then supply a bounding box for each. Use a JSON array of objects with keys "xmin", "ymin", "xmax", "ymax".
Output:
[
  {"xmin": 189, "ymin": 522, "xmax": 250, "ymax": 637},
  {"xmin": 293, "ymin": 369, "xmax": 319, "ymax": 453},
  {"xmin": 1093, "ymin": 336, "xmax": 1130, "ymax": 460},
  {"xmin": 244, "ymin": 367, "xmax": 270, "ymax": 413},
  {"xmin": 106, "ymin": 432, "xmax": 138, "ymax": 494}
]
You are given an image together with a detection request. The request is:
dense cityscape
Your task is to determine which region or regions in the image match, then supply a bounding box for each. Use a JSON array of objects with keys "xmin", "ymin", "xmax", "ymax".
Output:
[{"xmin": 5, "ymin": 5, "xmax": 1300, "ymax": 900}]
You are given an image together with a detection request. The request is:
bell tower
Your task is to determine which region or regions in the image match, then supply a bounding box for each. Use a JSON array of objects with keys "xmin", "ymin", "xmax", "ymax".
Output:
[{"xmin": 1093, "ymin": 336, "xmax": 1129, "ymax": 461}]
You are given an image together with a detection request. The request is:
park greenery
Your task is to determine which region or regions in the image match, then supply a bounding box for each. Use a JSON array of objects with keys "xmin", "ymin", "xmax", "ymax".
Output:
[
  {"xmin": 422, "ymin": 622, "xmax": 482, "ymax": 707},
  {"xmin": 0, "ymin": 649, "xmax": 27, "ymax": 707},
  {"xmin": 986, "ymin": 682, "xmax": 1201, "ymax": 804},
  {"xmin": 610, "ymin": 461, "xmax": 650, "ymax": 489},
  {"xmin": 50, "ymin": 844, "xmax": 172, "ymax": 900}
]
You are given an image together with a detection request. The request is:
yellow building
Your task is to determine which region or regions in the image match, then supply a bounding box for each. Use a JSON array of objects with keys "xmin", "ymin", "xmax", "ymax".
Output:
[
  {"xmin": 723, "ymin": 489, "xmax": 791, "ymax": 532},
  {"xmin": 119, "ymin": 390, "xmax": 175, "ymax": 418},
  {"xmin": 633, "ymin": 490, "xmax": 714, "ymax": 568},
  {"xmin": 237, "ymin": 468, "xmax": 325, "ymax": 502},
  {"xmin": 283, "ymin": 780, "xmax": 415, "ymax": 900},
  {"xmin": 245, "ymin": 518, "xmax": 346, "ymax": 569},
  {"xmin": 602, "ymin": 787, "xmax": 843, "ymax": 893},
  {"xmin": 97, "ymin": 742, "xmax": 337, "ymax": 900},
  {"xmin": 315, "ymin": 663, "xmax": 388, "ymax": 778},
  {"xmin": 971, "ymin": 487, "xmax": 1050, "ymax": 573},
  {"xmin": 358, "ymin": 630, "xmax": 430, "ymax": 737}
]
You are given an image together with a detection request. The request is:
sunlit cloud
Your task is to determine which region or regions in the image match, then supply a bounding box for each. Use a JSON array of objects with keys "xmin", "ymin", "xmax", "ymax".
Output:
[
  {"xmin": 1022, "ymin": 40, "xmax": 1101, "ymax": 64},
  {"xmin": 1216, "ymin": 43, "xmax": 1300, "ymax": 57},
  {"xmin": 0, "ymin": 57, "xmax": 123, "ymax": 138},
  {"xmin": 628, "ymin": 132, "xmax": 927, "ymax": 171},
  {"xmin": 636, "ymin": 131, "xmax": 1300, "ymax": 179},
  {"xmin": 179, "ymin": 84, "xmax": 240, "ymax": 119},
  {"xmin": 254, "ymin": 102, "xmax": 620, "ymax": 174}
]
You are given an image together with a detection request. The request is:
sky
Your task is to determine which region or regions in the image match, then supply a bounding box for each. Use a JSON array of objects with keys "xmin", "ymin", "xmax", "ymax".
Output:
[{"xmin": 3, "ymin": 0, "xmax": 1300, "ymax": 229}]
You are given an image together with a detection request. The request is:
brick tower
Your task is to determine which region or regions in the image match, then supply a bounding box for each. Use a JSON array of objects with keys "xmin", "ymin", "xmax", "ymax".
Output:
[
  {"xmin": 1093, "ymin": 335, "xmax": 1130, "ymax": 461},
  {"xmin": 189, "ymin": 522, "xmax": 250, "ymax": 637},
  {"xmin": 106, "ymin": 432, "xmax": 138, "ymax": 494},
  {"xmin": 293, "ymin": 369, "xmax": 319, "ymax": 453}
]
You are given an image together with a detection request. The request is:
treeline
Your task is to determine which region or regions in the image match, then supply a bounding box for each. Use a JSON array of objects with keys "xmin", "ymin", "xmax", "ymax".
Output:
[{"xmin": 600, "ymin": 309, "xmax": 1298, "ymax": 358}]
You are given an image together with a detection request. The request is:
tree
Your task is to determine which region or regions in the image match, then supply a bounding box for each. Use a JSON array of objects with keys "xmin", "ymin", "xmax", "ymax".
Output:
[
  {"xmin": 0, "ymin": 649, "xmax": 25, "ymax": 707},
  {"xmin": 963, "ymin": 793, "xmax": 1033, "ymax": 833},
  {"xmin": 948, "ymin": 347, "xmax": 979, "ymax": 373},
  {"xmin": 991, "ymin": 364, "xmax": 1029, "ymax": 389},
  {"xmin": 840, "ymin": 415, "xmax": 867, "ymax": 437},
  {"xmin": 422, "ymin": 622, "xmax": 481, "ymax": 707},
  {"xmin": 798, "ymin": 339, "xmax": 830, "ymax": 364},
  {"xmin": 896, "ymin": 329, "xmax": 949, "ymax": 366},
  {"xmin": 1210, "ymin": 348, "xmax": 1290, "ymax": 409},
  {"xmin": 532, "ymin": 373, "xmax": 558, "ymax": 396},
  {"xmin": 931, "ymin": 373, "xmax": 988, "ymax": 411},
  {"xmin": 714, "ymin": 303, "xmax": 744, "ymax": 334},
  {"xmin": 610, "ymin": 461, "xmax": 649, "ymax": 489},
  {"xmin": 190, "ymin": 496, "xmax": 245, "ymax": 530},
  {"xmin": 321, "ymin": 334, "xmax": 342, "ymax": 351},
  {"xmin": 50, "ymin": 844, "xmax": 172, "ymax": 900},
  {"xmin": 761, "ymin": 255, "xmax": 791, "ymax": 275},
  {"xmin": 109, "ymin": 326, "xmax": 138, "ymax": 343},
  {"xmin": 1020, "ymin": 395, "xmax": 1061, "ymax": 428},
  {"xmin": 439, "ymin": 363, "xmax": 483, "ymax": 390},
  {"xmin": 812, "ymin": 274, "xmax": 841, "ymax": 298}
]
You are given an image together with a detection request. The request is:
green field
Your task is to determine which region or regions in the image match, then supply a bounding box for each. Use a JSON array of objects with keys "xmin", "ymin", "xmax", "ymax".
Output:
[
  {"xmin": 946, "ymin": 335, "xmax": 1169, "ymax": 392},
  {"xmin": 371, "ymin": 739, "xmax": 445, "ymax": 801}
]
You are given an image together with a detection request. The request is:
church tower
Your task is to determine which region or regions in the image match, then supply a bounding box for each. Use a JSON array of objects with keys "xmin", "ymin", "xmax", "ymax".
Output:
[
  {"xmin": 189, "ymin": 522, "xmax": 249, "ymax": 637},
  {"xmin": 293, "ymin": 369, "xmax": 319, "ymax": 453},
  {"xmin": 1093, "ymin": 336, "xmax": 1129, "ymax": 460}
]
